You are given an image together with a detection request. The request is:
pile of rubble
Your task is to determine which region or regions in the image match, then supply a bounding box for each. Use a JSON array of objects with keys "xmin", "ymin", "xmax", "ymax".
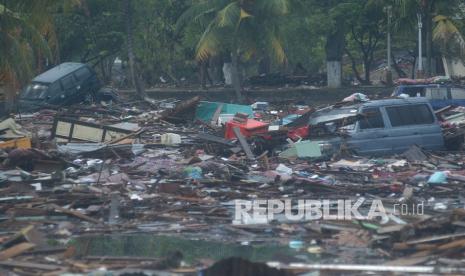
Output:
[{"xmin": 1, "ymin": 93, "xmax": 465, "ymax": 275}]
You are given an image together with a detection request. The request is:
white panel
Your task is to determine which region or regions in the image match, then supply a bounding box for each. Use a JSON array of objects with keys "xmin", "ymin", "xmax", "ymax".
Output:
[
  {"xmin": 73, "ymin": 125, "xmax": 104, "ymax": 142},
  {"xmin": 56, "ymin": 122, "xmax": 72, "ymax": 137},
  {"xmin": 451, "ymin": 88, "xmax": 465, "ymax": 100}
]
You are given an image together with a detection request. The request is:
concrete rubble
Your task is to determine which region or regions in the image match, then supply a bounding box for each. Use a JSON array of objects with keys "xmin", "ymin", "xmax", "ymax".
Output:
[{"xmin": 1, "ymin": 93, "xmax": 465, "ymax": 275}]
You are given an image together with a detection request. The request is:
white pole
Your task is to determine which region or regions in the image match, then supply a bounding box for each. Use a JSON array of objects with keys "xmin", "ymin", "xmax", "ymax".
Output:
[
  {"xmin": 387, "ymin": 6, "xmax": 392, "ymax": 72},
  {"xmin": 417, "ymin": 13, "xmax": 423, "ymax": 74}
]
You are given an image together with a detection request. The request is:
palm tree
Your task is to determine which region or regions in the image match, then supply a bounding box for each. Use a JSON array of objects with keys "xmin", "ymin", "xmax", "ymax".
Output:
[
  {"xmin": 177, "ymin": 0, "xmax": 289, "ymax": 102},
  {"xmin": 395, "ymin": 0, "xmax": 463, "ymax": 76},
  {"xmin": 0, "ymin": 0, "xmax": 80, "ymax": 110},
  {"xmin": 123, "ymin": 0, "xmax": 145, "ymax": 99},
  {"xmin": 433, "ymin": 15, "xmax": 465, "ymax": 57}
]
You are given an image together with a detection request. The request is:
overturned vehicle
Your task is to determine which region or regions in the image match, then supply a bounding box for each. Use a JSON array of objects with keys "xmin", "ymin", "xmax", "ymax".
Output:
[
  {"xmin": 308, "ymin": 97, "xmax": 446, "ymax": 156},
  {"xmin": 19, "ymin": 62, "xmax": 117, "ymax": 111}
]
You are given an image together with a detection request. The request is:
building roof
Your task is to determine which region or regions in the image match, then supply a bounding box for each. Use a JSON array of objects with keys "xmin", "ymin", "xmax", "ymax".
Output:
[{"xmin": 32, "ymin": 62, "xmax": 86, "ymax": 84}]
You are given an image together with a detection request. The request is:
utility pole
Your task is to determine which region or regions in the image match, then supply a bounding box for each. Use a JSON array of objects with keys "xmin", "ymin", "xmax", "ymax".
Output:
[
  {"xmin": 417, "ymin": 12, "xmax": 423, "ymax": 78},
  {"xmin": 386, "ymin": 5, "xmax": 393, "ymax": 85}
]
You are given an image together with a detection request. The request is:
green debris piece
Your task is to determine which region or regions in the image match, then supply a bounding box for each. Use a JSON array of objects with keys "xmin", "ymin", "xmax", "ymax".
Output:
[{"xmin": 195, "ymin": 101, "xmax": 253, "ymax": 123}]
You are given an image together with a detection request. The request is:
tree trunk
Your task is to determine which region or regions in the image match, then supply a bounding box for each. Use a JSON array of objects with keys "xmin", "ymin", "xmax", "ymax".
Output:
[
  {"xmin": 391, "ymin": 53, "xmax": 407, "ymax": 78},
  {"xmin": 411, "ymin": 55, "xmax": 417, "ymax": 79},
  {"xmin": 327, "ymin": 61, "xmax": 342, "ymax": 88},
  {"xmin": 199, "ymin": 61, "xmax": 207, "ymax": 89},
  {"xmin": 258, "ymin": 57, "xmax": 271, "ymax": 75},
  {"xmin": 363, "ymin": 58, "xmax": 371, "ymax": 85},
  {"xmin": 325, "ymin": 29, "xmax": 345, "ymax": 88},
  {"xmin": 345, "ymin": 49, "xmax": 363, "ymax": 84},
  {"xmin": 123, "ymin": 0, "xmax": 145, "ymax": 98},
  {"xmin": 231, "ymin": 51, "xmax": 243, "ymax": 103},
  {"xmin": 425, "ymin": 9, "xmax": 433, "ymax": 77},
  {"xmin": 4, "ymin": 82, "xmax": 16, "ymax": 114}
]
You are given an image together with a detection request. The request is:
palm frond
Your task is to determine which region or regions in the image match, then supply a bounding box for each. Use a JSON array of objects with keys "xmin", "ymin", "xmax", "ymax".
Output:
[
  {"xmin": 433, "ymin": 15, "xmax": 465, "ymax": 57},
  {"xmin": 256, "ymin": 0, "xmax": 289, "ymax": 16},
  {"xmin": 195, "ymin": 21, "xmax": 221, "ymax": 61},
  {"xmin": 176, "ymin": 1, "xmax": 213, "ymax": 32},
  {"xmin": 216, "ymin": 2, "xmax": 240, "ymax": 28},
  {"xmin": 258, "ymin": 25, "xmax": 286, "ymax": 64},
  {"xmin": 269, "ymin": 32, "xmax": 286, "ymax": 64}
]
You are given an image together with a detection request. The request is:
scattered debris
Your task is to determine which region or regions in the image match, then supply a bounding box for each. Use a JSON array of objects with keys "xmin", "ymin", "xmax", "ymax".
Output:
[{"xmin": 2, "ymin": 92, "xmax": 465, "ymax": 274}]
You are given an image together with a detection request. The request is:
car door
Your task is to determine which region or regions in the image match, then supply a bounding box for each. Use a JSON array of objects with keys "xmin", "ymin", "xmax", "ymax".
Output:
[
  {"xmin": 426, "ymin": 86, "xmax": 449, "ymax": 109},
  {"xmin": 74, "ymin": 67, "xmax": 91, "ymax": 96},
  {"xmin": 450, "ymin": 87, "xmax": 465, "ymax": 107},
  {"xmin": 60, "ymin": 74, "xmax": 78, "ymax": 104},
  {"xmin": 347, "ymin": 106, "xmax": 392, "ymax": 155},
  {"xmin": 384, "ymin": 103, "xmax": 444, "ymax": 152}
]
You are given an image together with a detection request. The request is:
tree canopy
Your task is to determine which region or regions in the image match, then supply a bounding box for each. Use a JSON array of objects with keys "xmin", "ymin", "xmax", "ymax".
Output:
[{"xmin": 1, "ymin": 0, "xmax": 465, "ymax": 94}]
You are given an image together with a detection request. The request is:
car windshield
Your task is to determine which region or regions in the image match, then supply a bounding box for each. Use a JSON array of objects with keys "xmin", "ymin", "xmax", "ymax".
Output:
[
  {"xmin": 21, "ymin": 83, "xmax": 50, "ymax": 100},
  {"xmin": 308, "ymin": 106, "xmax": 359, "ymax": 125}
]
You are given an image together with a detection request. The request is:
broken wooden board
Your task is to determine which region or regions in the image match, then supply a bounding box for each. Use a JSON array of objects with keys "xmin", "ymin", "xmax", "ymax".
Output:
[
  {"xmin": 0, "ymin": 225, "xmax": 35, "ymax": 250},
  {"xmin": 50, "ymin": 204, "xmax": 102, "ymax": 224},
  {"xmin": 160, "ymin": 96, "xmax": 200, "ymax": 120},
  {"xmin": 195, "ymin": 132, "xmax": 235, "ymax": 146},
  {"xmin": 233, "ymin": 127, "xmax": 255, "ymax": 160},
  {"xmin": 0, "ymin": 260, "xmax": 61, "ymax": 271},
  {"xmin": 0, "ymin": 242, "xmax": 35, "ymax": 261},
  {"xmin": 210, "ymin": 104, "xmax": 224, "ymax": 126}
]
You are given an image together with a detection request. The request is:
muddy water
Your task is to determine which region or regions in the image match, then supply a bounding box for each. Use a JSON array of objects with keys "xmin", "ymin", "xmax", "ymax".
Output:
[{"xmin": 75, "ymin": 234, "xmax": 317, "ymax": 264}]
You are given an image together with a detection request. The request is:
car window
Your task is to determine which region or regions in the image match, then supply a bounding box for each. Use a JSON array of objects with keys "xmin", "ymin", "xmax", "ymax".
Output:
[
  {"xmin": 20, "ymin": 83, "xmax": 49, "ymax": 99},
  {"xmin": 74, "ymin": 67, "xmax": 90, "ymax": 81},
  {"xmin": 61, "ymin": 75, "xmax": 75, "ymax": 90},
  {"xmin": 359, "ymin": 108, "xmax": 384, "ymax": 129},
  {"xmin": 403, "ymin": 87, "xmax": 425, "ymax": 97},
  {"xmin": 426, "ymin": 87, "xmax": 448, "ymax": 99},
  {"xmin": 386, "ymin": 104, "xmax": 434, "ymax": 127},
  {"xmin": 48, "ymin": 82, "xmax": 61, "ymax": 94},
  {"xmin": 451, "ymin": 88, "xmax": 465, "ymax": 99}
]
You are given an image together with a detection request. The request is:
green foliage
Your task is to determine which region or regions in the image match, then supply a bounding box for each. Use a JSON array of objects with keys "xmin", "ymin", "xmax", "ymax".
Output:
[
  {"xmin": 344, "ymin": 0, "xmax": 386, "ymax": 83},
  {"xmin": 178, "ymin": 0, "xmax": 290, "ymax": 65},
  {"xmin": 3, "ymin": 0, "xmax": 465, "ymax": 90},
  {"xmin": 54, "ymin": 0, "xmax": 124, "ymax": 82},
  {"xmin": 132, "ymin": 0, "xmax": 191, "ymax": 85},
  {"xmin": 0, "ymin": 0, "xmax": 57, "ymax": 86}
]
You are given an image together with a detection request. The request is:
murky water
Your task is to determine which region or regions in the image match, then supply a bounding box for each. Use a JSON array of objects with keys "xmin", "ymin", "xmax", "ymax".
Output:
[{"xmin": 75, "ymin": 234, "xmax": 317, "ymax": 264}]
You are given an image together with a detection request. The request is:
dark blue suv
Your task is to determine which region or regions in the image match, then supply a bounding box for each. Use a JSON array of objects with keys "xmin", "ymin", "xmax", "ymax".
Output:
[{"xmin": 19, "ymin": 62, "xmax": 101, "ymax": 111}]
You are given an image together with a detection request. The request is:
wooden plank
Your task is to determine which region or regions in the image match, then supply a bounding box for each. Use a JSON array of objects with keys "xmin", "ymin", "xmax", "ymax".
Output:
[
  {"xmin": 0, "ymin": 225, "xmax": 34, "ymax": 250},
  {"xmin": 405, "ymin": 232, "xmax": 465, "ymax": 245},
  {"xmin": 437, "ymin": 238, "xmax": 465, "ymax": 251},
  {"xmin": 384, "ymin": 255, "xmax": 430, "ymax": 266},
  {"xmin": 232, "ymin": 127, "xmax": 255, "ymax": 160},
  {"xmin": 210, "ymin": 104, "xmax": 223, "ymax": 126},
  {"xmin": 0, "ymin": 260, "xmax": 61, "ymax": 271},
  {"xmin": 50, "ymin": 204, "xmax": 101, "ymax": 225},
  {"xmin": 195, "ymin": 132, "xmax": 235, "ymax": 146},
  {"xmin": 0, "ymin": 242, "xmax": 35, "ymax": 260}
]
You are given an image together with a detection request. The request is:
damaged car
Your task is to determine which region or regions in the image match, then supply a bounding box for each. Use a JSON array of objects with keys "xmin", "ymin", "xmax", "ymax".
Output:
[
  {"xmin": 309, "ymin": 98, "xmax": 445, "ymax": 156},
  {"xmin": 19, "ymin": 62, "xmax": 102, "ymax": 111}
]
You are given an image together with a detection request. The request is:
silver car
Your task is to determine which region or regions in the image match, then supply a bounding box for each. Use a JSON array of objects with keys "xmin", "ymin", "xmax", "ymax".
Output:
[{"xmin": 310, "ymin": 97, "xmax": 444, "ymax": 155}]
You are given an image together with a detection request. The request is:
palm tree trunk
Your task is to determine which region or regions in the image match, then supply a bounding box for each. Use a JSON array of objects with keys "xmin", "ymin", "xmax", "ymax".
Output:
[
  {"xmin": 123, "ymin": 0, "xmax": 145, "ymax": 98},
  {"xmin": 199, "ymin": 61, "xmax": 207, "ymax": 89},
  {"xmin": 425, "ymin": 9, "xmax": 433, "ymax": 76},
  {"xmin": 231, "ymin": 51, "xmax": 243, "ymax": 103},
  {"xmin": 4, "ymin": 82, "xmax": 16, "ymax": 114}
]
